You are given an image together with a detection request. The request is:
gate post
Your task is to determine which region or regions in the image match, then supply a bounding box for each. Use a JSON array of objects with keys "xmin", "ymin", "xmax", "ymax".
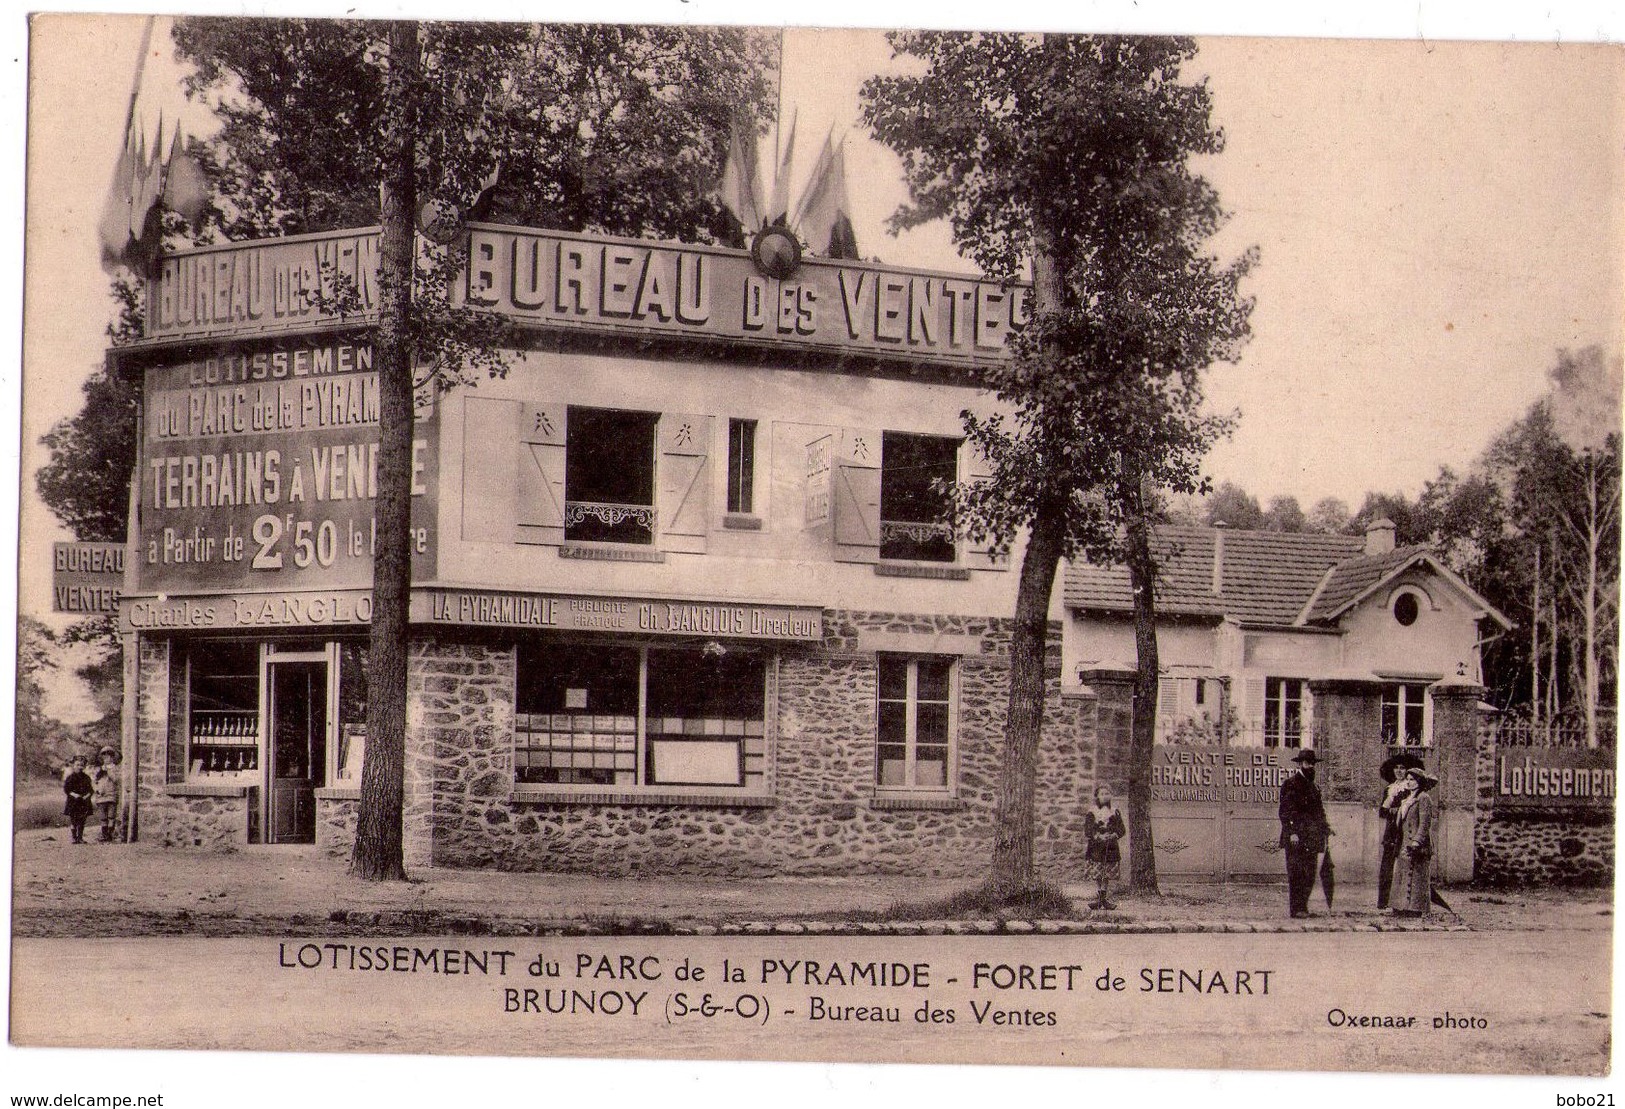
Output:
[
  {"xmin": 1076, "ymin": 660, "xmax": 1138, "ymax": 858},
  {"xmin": 1429, "ymin": 674, "xmax": 1484, "ymax": 883},
  {"xmin": 1307, "ymin": 677, "xmax": 1387, "ymax": 884}
]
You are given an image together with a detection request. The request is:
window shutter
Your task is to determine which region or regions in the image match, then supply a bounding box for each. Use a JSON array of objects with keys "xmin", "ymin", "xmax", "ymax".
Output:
[
  {"xmin": 460, "ymin": 397, "xmax": 520, "ymax": 543},
  {"xmin": 516, "ymin": 402, "xmax": 566, "ymax": 546},
  {"xmin": 961, "ymin": 440, "xmax": 1009, "ymax": 570},
  {"xmin": 832, "ymin": 427, "xmax": 881, "ymax": 563},
  {"xmin": 1242, "ymin": 676, "xmax": 1266, "ymax": 738},
  {"xmin": 1301, "ymin": 684, "xmax": 1315, "ymax": 747},
  {"xmin": 1156, "ymin": 677, "xmax": 1178, "ymax": 729},
  {"xmin": 658, "ymin": 412, "xmax": 712, "ymax": 554}
]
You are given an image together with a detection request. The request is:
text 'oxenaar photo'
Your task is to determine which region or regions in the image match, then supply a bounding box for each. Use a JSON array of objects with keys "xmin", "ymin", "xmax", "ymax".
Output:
[{"xmin": 13, "ymin": 14, "xmax": 1620, "ymax": 1080}]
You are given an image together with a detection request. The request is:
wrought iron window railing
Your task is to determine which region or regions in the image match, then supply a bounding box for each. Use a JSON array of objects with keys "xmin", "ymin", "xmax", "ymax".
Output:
[{"xmin": 564, "ymin": 500, "xmax": 657, "ymax": 545}]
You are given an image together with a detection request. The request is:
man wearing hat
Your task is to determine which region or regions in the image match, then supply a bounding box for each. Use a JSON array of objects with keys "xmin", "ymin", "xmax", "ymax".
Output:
[{"xmin": 1278, "ymin": 749, "xmax": 1330, "ymax": 918}]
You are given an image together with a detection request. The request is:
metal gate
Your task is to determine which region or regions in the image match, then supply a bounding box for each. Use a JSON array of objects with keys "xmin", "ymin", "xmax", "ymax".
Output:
[{"xmin": 1148, "ymin": 743, "xmax": 1295, "ymax": 880}]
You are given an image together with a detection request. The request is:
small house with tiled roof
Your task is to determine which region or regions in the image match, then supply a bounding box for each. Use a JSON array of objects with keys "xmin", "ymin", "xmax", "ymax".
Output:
[
  {"xmin": 1064, "ymin": 519, "xmax": 1510, "ymax": 883},
  {"xmin": 1064, "ymin": 519, "xmax": 1511, "ymax": 749}
]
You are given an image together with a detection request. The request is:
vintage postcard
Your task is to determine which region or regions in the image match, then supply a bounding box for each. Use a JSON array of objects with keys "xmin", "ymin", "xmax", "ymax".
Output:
[{"xmin": 7, "ymin": 4, "xmax": 1622, "ymax": 1107}]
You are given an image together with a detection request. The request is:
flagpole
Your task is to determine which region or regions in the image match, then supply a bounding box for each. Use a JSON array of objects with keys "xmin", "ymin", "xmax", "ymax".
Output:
[{"xmin": 121, "ymin": 16, "xmax": 157, "ymax": 147}]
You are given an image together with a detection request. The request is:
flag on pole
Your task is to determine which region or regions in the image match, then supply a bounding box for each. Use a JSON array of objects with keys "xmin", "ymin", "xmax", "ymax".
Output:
[
  {"xmin": 765, "ymin": 108, "xmax": 797, "ymax": 227},
  {"xmin": 97, "ymin": 127, "xmax": 139, "ymax": 272},
  {"xmin": 718, "ymin": 122, "xmax": 764, "ymax": 233},
  {"xmin": 161, "ymin": 127, "xmax": 210, "ymax": 226},
  {"xmin": 793, "ymin": 129, "xmax": 860, "ymax": 260}
]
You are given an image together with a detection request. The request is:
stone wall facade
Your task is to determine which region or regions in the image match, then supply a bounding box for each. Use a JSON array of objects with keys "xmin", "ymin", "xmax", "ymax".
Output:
[
  {"xmin": 413, "ymin": 610, "xmax": 1093, "ymax": 879},
  {"xmin": 1473, "ymin": 732, "xmax": 1615, "ymax": 886}
]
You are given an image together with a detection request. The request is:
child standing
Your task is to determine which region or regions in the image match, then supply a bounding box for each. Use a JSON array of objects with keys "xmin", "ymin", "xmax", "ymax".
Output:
[
  {"xmin": 62, "ymin": 756, "xmax": 93, "ymax": 844},
  {"xmin": 92, "ymin": 747, "xmax": 121, "ymax": 843}
]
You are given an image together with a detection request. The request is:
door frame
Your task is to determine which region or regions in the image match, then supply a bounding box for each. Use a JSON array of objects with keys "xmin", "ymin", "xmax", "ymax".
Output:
[{"xmin": 260, "ymin": 642, "xmax": 337, "ymax": 844}]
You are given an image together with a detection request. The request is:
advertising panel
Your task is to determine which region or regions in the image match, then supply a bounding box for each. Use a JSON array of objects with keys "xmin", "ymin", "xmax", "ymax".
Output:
[
  {"xmin": 412, "ymin": 587, "xmax": 823, "ymax": 641},
  {"xmin": 136, "ymin": 338, "xmax": 436, "ymax": 594},
  {"xmin": 51, "ymin": 541, "xmax": 125, "ymax": 614},
  {"xmin": 140, "ymin": 225, "xmax": 1029, "ymax": 368},
  {"xmin": 1491, "ymin": 746, "xmax": 1617, "ymax": 809},
  {"xmin": 461, "ymin": 225, "xmax": 1027, "ymax": 366},
  {"xmin": 144, "ymin": 228, "xmax": 380, "ymax": 342}
]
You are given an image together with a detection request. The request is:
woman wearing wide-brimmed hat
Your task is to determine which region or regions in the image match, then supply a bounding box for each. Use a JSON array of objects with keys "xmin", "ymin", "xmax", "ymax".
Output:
[
  {"xmin": 1376, "ymin": 751, "xmax": 1425, "ymax": 910},
  {"xmin": 1393, "ymin": 766, "xmax": 1440, "ymax": 916}
]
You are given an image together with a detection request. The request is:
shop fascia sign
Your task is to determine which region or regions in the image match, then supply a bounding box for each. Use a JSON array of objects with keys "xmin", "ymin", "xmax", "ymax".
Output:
[
  {"xmin": 1493, "ymin": 747, "xmax": 1616, "ymax": 809},
  {"xmin": 412, "ymin": 587, "xmax": 823, "ymax": 642},
  {"xmin": 121, "ymin": 586, "xmax": 824, "ymax": 643},
  {"xmin": 140, "ymin": 225, "xmax": 1030, "ymax": 368},
  {"xmin": 52, "ymin": 542, "xmax": 125, "ymax": 614}
]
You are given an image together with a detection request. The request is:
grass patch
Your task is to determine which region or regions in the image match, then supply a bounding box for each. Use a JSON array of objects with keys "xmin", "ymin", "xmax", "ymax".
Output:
[
  {"xmin": 15, "ymin": 781, "xmax": 64, "ymax": 833},
  {"xmin": 829, "ymin": 880, "xmax": 1077, "ymax": 923}
]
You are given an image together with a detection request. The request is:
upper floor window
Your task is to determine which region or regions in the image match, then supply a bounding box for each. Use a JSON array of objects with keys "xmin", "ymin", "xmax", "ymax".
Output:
[
  {"xmin": 564, "ymin": 406, "xmax": 657, "ymax": 544},
  {"xmin": 876, "ymin": 654, "xmax": 954, "ymax": 793},
  {"xmin": 1381, "ymin": 682, "xmax": 1430, "ymax": 746},
  {"xmin": 880, "ymin": 432, "xmax": 958, "ymax": 562},
  {"xmin": 727, "ymin": 418, "xmax": 757, "ymax": 514}
]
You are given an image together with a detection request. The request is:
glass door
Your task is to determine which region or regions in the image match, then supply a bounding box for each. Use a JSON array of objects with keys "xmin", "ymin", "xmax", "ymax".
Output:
[{"xmin": 265, "ymin": 653, "xmax": 329, "ymax": 844}]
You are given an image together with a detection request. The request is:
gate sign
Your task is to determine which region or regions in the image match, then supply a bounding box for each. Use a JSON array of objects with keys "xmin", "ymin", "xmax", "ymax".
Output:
[
  {"xmin": 1149, "ymin": 745, "xmax": 1295, "ymax": 805},
  {"xmin": 52, "ymin": 542, "xmax": 125, "ymax": 614},
  {"xmin": 1493, "ymin": 747, "xmax": 1616, "ymax": 809}
]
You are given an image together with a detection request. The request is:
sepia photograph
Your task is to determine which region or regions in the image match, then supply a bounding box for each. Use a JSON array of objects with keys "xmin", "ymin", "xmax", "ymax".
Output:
[{"xmin": 6, "ymin": 3, "xmax": 1622, "ymax": 1106}]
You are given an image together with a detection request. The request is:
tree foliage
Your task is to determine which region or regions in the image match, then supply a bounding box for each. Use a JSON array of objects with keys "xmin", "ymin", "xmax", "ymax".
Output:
[
  {"xmin": 171, "ymin": 19, "xmax": 776, "ymax": 245},
  {"xmin": 863, "ymin": 33, "xmax": 1253, "ymax": 896}
]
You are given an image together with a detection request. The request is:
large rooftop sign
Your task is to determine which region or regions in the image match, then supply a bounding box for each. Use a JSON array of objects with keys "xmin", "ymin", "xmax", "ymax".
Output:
[{"xmin": 142, "ymin": 225, "xmax": 1028, "ymax": 367}]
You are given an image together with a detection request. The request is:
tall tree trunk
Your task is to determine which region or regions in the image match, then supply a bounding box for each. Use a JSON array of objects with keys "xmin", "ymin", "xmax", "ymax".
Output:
[
  {"xmin": 990, "ymin": 514, "xmax": 1065, "ymax": 898},
  {"xmin": 351, "ymin": 19, "xmax": 417, "ymax": 882},
  {"xmin": 1123, "ymin": 498, "xmax": 1160, "ymax": 894},
  {"xmin": 1583, "ymin": 462, "xmax": 1600, "ymax": 747},
  {"xmin": 1531, "ymin": 540, "xmax": 1541, "ymax": 727},
  {"xmin": 987, "ymin": 202, "xmax": 1069, "ymax": 899}
]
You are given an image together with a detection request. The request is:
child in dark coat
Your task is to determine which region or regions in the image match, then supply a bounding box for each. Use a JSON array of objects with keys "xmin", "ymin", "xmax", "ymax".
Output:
[{"xmin": 62, "ymin": 756, "xmax": 93, "ymax": 844}]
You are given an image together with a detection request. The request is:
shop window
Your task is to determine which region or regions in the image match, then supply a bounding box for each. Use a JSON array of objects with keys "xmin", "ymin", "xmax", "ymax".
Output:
[
  {"xmin": 879, "ymin": 432, "xmax": 958, "ymax": 562},
  {"xmin": 565, "ymin": 406, "xmax": 658, "ymax": 544},
  {"xmin": 186, "ymin": 642, "xmax": 261, "ymax": 778},
  {"xmin": 514, "ymin": 641, "xmax": 768, "ymax": 791},
  {"xmin": 1381, "ymin": 682, "xmax": 1430, "ymax": 746},
  {"xmin": 727, "ymin": 418, "xmax": 757, "ymax": 514},
  {"xmin": 876, "ymin": 654, "xmax": 954, "ymax": 793},
  {"xmin": 1263, "ymin": 678, "xmax": 1307, "ymax": 748}
]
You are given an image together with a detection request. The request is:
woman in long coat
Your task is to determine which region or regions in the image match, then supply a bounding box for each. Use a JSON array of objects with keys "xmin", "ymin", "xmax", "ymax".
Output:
[{"xmin": 1393, "ymin": 767, "xmax": 1439, "ymax": 916}]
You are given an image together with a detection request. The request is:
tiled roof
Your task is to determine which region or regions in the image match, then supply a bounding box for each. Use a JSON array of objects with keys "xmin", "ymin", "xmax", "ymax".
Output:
[
  {"xmin": 1063, "ymin": 525, "xmax": 1368, "ymax": 627},
  {"xmin": 1301, "ymin": 545, "xmax": 1437, "ymax": 623}
]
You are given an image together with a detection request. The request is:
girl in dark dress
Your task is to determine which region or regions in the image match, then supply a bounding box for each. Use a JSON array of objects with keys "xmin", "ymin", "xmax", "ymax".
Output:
[
  {"xmin": 1084, "ymin": 784, "xmax": 1126, "ymax": 910},
  {"xmin": 62, "ymin": 756, "xmax": 93, "ymax": 844}
]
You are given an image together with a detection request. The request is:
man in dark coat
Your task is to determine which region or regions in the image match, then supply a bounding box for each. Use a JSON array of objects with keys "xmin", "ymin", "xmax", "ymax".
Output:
[{"xmin": 1278, "ymin": 749, "xmax": 1330, "ymax": 918}]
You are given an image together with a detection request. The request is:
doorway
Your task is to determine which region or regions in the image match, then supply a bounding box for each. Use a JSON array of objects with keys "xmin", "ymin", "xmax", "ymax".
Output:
[{"xmin": 265, "ymin": 653, "xmax": 329, "ymax": 844}]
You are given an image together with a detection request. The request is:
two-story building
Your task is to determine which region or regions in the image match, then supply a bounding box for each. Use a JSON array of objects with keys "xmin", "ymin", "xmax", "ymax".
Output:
[{"xmin": 115, "ymin": 223, "xmax": 1099, "ymax": 878}]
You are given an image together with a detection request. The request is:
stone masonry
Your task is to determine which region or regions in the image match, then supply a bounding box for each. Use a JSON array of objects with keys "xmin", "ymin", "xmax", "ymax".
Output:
[{"xmin": 412, "ymin": 610, "xmax": 1096, "ymax": 879}]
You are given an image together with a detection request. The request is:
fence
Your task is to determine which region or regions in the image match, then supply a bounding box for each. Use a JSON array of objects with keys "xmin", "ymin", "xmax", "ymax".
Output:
[{"xmin": 1481, "ymin": 715, "xmax": 1617, "ymax": 749}]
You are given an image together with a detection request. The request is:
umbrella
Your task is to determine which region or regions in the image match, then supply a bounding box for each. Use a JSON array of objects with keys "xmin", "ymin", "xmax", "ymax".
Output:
[
  {"xmin": 1431, "ymin": 888, "xmax": 1456, "ymax": 914},
  {"xmin": 1319, "ymin": 850, "xmax": 1335, "ymax": 908}
]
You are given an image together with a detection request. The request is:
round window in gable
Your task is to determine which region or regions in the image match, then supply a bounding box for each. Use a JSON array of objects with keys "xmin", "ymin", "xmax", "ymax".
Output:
[{"xmin": 1393, "ymin": 591, "xmax": 1420, "ymax": 627}]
